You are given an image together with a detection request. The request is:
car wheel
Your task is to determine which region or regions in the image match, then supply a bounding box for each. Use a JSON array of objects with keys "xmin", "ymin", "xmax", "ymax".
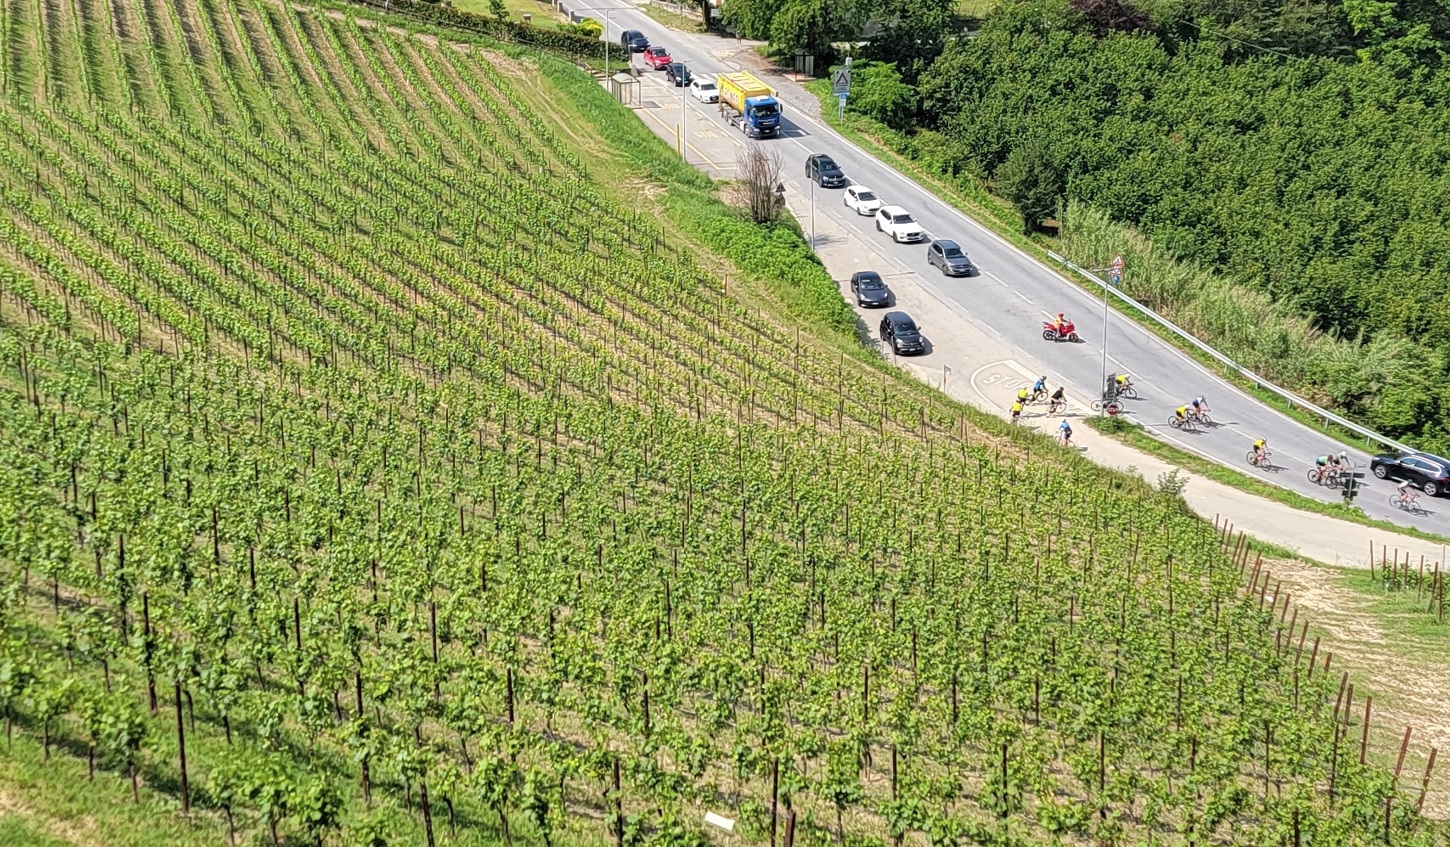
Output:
[
  {"xmin": 1373, "ymin": 465, "xmax": 1389, "ymax": 479},
  {"xmin": 876, "ymin": 220, "xmax": 882, "ymax": 231},
  {"xmin": 1427, "ymin": 481, "xmax": 1440, "ymax": 497}
]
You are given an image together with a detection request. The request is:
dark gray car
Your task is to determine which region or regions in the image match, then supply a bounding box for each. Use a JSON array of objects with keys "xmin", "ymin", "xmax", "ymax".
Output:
[
  {"xmin": 806, "ymin": 153, "xmax": 847, "ymax": 188},
  {"xmin": 927, "ymin": 239, "xmax": 974, "ymax": 276},
  {"xmin": 879, "ymin": 311, "xmax": 925, "ymax": 355},
  {"xmin": 850, "ymin": 271, "xmax": 891, "ymax": 308}
]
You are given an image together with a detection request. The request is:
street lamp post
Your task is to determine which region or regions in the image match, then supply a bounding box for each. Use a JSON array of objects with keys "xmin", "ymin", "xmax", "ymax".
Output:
[{"xmin": 809, "ymin": 174, "xmax": 816, "ymax": 249}]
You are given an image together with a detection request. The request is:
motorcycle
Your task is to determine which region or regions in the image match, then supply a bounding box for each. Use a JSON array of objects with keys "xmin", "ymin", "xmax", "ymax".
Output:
[{"xmin": 1041, "ymin": 321, "xmax": 1080, "ymax": 343}]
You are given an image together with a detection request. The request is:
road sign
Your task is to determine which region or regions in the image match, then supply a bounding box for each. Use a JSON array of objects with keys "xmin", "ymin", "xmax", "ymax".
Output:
[
  {"xmin": 1111, "ymin": 253, "xmax": 1124, "ymax": 270},
  {"xmin": 832, "ymin": 68, "xmax": 851, "ymax": 96}
]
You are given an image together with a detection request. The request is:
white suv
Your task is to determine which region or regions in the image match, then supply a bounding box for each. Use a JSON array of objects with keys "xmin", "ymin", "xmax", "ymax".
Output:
[{"xmin": 875, "ymin": 206, "xmax": 925, "ymax": 243}]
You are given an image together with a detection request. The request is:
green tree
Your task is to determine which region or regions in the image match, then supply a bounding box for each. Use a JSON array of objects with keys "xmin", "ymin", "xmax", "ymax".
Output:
[
  {"xmin": 844, "ymin": 61, "xmax": 917, "ymax": 129},
  {"xmin": 993, "ymin": 142, "xmax": 1065, "ymax": 234}
]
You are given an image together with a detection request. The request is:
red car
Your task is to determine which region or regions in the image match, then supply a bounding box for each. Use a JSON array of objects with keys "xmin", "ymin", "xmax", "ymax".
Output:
[{"xmin": 643, "ymin": 46, "xmax": 672, "ymax": 69}]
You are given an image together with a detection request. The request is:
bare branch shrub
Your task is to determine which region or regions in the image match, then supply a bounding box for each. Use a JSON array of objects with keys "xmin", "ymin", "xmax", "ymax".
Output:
[{"xmin": 738, "ymin": 147, "xmax": 784, "ymax": 224}]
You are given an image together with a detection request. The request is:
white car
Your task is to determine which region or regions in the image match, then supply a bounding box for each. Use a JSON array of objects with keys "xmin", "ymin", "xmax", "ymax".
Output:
[
  {"xmin": 875, "ymin": 206, "xmax": 926, "ymax": 243},
  {"xmin": 690, "ymin": 78, "xmax": 718, "ymax": 103},
  {"xmin": 844, "ymin": 185, "xmax": 882, "ymax": 216}
]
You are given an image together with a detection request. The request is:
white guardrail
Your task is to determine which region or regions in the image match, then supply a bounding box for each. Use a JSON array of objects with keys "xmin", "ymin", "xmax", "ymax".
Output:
[{"xmin": 1045, "ymin": 251, "xmax": 1418, "ymax": 456}]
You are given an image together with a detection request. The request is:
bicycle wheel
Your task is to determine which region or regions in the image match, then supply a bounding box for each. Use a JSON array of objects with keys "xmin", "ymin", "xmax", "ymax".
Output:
[
  {"xmin": 1168, "ymin": 417, "xmax": 1180, "ymax": 429},
  {"xmin": 1307, "ymin": 469, "xmax": 1322, "ymax": 485},
  {"xmin": 1246, "ymin": 451, "xmax": 1259, "ymax": 466},
  {"xmin": 1390, "ymin": 495, "xmax": 1404, "ymax": 510},
  {"xmin": 1120, "ymin": 386, "xmax": 1138, "ymax": 399},
  {"xmin": 1197, "ymin": 412, "xmax": 1212, "ymax": 427}
]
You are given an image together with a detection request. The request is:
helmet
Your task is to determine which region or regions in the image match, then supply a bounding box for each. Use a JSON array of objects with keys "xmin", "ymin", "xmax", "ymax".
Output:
[
  {"xmin": 1040, "ymin": 375, "xmax": 1047, "ymax": 382},
  {"xmin": 1057, "ymin": 312, "xmax": 1065, "ymax": 320},
  {"xmin": 1340, "ymin": 451, "xmax": 1347, "ymax": 459}
]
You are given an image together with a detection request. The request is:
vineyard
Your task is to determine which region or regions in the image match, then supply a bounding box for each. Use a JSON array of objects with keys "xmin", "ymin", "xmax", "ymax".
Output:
[{"xmin": 0, "ymin": 0, "xmax": 1442, "ymax": 844}]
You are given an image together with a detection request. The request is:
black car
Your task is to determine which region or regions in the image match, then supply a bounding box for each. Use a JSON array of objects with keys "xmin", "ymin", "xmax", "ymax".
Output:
[
  {"xmin": 620, "ymin": 30, "xmax": 648, "ymax": 52},
  {"xmin": 665, "ymin": 62, "xmax": 690, "ymax": 86},
  {"xmin": 1371, "ymin": 452, "xmax": 1450, "ymax": 496},
  {"xmin": 850, "ymin": 271, "xmax": 891, "ymax": 308},
  {"xmin": 927, "ymin": 239, "xmax": 974, "ymax": 276},
  {"xmin": 806, "ymin": 153, "xmax": 847, "ymax": 188},
  {"xmin": 879, "ymin": 311, "xmax": 925, "ymax": 355}
]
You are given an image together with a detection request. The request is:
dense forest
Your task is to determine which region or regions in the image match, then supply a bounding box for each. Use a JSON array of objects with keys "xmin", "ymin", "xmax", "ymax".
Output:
[{"xmin": 725, "ymin": 0, "xmax": 1450, "ymax": 446}]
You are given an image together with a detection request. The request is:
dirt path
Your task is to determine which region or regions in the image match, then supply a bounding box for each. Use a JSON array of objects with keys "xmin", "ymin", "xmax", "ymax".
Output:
[{"xmin": 1267, "ymin": 556, "xmax": 1450, "ymax": 817}]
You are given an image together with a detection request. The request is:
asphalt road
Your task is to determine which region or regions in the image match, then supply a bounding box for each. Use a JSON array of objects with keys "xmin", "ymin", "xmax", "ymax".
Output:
[{"xmin": 565, "ymin": 2, "xmax": 1445, "ymax": 534}]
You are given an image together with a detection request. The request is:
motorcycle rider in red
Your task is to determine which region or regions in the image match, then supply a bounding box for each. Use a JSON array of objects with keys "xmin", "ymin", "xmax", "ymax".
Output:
[{"xmin": 1054, "ymin": 313, "xmax": 1070, "ymax": 335}]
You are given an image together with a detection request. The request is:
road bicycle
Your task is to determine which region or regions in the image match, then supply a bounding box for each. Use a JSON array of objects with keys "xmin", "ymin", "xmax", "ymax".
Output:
[
  {"xmin": 1057, "ymin": 429, "xmax": 1072, "ymax": 447},
  {"xmin": 1090, "ymin": 398, "xmax": 1122, "ymax": 415},
  {"xmin": 1116, "ymin": 383, "xmax": 1138, "ymax": 400},
  {"xmin": 1168, "ymin": 414, "xmax": 1196, "ymax": 432},
  {"xmin": 1390, "ymin": 492, "xmax": 1422, "ymax": 513},
  {"xmin": 1029, "ymin": 388, "xmax": 1049, "ymax": 404},
  {"xmin": 1189, "ymin": 410, "xmax": 1213, "ymax": 427},
  {"xmin": 1246, "ymin": 450, "xmax": 1274, "ymax": 469},
  {"xmin": 1308, "ymin": 466, "xmax": 1342, "ymax": 487},
  {"xmin": 1046, "ymin": 397, "xmax": 1066, "ymax": 414}
]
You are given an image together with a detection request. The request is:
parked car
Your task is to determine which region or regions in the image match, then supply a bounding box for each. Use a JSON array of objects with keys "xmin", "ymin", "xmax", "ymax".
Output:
[
  {"xmin": 806, "ymin": 153, "xmax": 847, "ymax": 188},
  {"xmin": 644, "ymin": 46, "xmax": 672, "ymax": 69},
  {"xmin": 620, "ymin": 30, "xmax": 648, "ymax": 52},
  {"xmin": 665, "ymin": 62, "xmax": 691, "ymax": 86},
  {"xmin": 850, "ymin": 271, "xmax": 891, "ymax": 308},
  {"xmin": 875, "ymin": 206, "xmax": 926, "ymax": 243},
  {"xmin": 927, "ymin": 239, "xmax": 974, "ymax": 276},
  {"xmin": 879, "ymin": 311, "xmax": 925, "ymax": 355},
  {"xmin": 843, "ymin": 185, "xmax": 881, "ymax": 216},
  {"xmin": 690, "ymin": 78, "xmax": 718, "ymax": 103},
  {"xmin": 1371, "ymin": 452, "xmax": 1450, "ymax": 496}
]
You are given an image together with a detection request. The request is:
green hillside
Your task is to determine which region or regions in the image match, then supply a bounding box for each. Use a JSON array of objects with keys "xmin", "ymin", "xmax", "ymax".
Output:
[{"xmin": 0, "ymin": 0, "xmax": 1441, "ymax": 845}]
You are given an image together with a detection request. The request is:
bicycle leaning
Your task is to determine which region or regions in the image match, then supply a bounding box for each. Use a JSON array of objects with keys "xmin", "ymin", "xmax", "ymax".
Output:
[
  {"xmin": 1245, "ymin": 449, "xmax": 1275, "ymax": 469},
  {"xmin": 1390, "ymin": 491, "xmax": 1422, "ymax": 513}
]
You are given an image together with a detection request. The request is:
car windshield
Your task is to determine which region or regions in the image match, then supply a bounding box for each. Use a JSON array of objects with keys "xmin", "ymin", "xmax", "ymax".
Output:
[
  {"xmin": 698, "ymin": 81, "xmax": 715, "ymax": 90},
  {"xmin": 859, "ymin": 277, "xmax": 884, "ymax": 290},
  {"xmin": 898, "ymin": 322, "xmax": 918, "ymax": 333},
  {"xmin": 819, "ymin": 159, "xmax": 837, "ymax": 170},
  {"xmin": 892, "ymin": 213, "xmax": 915, "ymax": 224},
  {"xmin": 748, "ymin": 104, "xmax": 779, "ymax": 118},
  {"xmin": 855, "ymin": 191, "xmax": 876, "ymax": 201},
  {"xmin": 943, "ymin": 246, "xmax": 965, "ymax": 258}
]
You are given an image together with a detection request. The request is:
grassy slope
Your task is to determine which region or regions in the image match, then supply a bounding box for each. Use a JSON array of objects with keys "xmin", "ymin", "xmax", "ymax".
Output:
[{"xmin": 0, "ymin": 1, "xmax": 1443, "ymax": 846}]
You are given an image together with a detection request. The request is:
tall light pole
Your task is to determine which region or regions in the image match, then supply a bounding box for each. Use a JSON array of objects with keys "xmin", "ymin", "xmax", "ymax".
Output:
[
  {"xmin": 1090, "ymin": 254, "xmax": 1123, "ymax": 402},
  {"xmin": 809, "ymin": 173, "xmax": 816, "ymax": 249}
]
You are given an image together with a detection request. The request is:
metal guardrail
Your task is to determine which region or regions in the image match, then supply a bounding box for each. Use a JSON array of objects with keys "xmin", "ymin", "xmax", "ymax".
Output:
[{"xmin": 1045, "ymin": 250, "xmax": 1418, "ymax": 456}]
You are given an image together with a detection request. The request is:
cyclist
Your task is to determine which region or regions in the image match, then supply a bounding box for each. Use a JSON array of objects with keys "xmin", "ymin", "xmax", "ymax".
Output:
[
  {"xmin": 1116, "ymin": 373, "xmax": 1132, "ymax": 390},
  {"xmin": 1017, "ymin": 386, "xmax": 1031, "ymax": 404},
  {"xmin": 1010, "ymin": 399, "xmax": 1023, "ymax": 423},
  {"xmin": 1333, "ymin": 451, "xmax": 1350, "ymax": 471},
  {"xmin": 1252, "ymin": 438, "xmax": 1268, "ymax": 464},
  {"xmin": 1190, "ymin": 396, "xmax": 1210, "ymax": 417},
  {"xmin": 1051, "ymin": 385, "xmax": 1066, "ymax": 404},
  {"xmin": 1033, "ymin": 375, "xmax": 1048, "ymax": 396},
  {"xmin": 1313, "ymin": 453, "xmax": 1332, "ymax": 482},
  {"xmin": 1173, "ymin": 404, "xmax": 1189, "ymax": 425},
  {"xmin": 1397, "ymin": 479, "xmax": 1419, "ymax": 507},
  {"xmin": 1058, "ymin": 418, "xmax": 1073, "ymax": 445}
]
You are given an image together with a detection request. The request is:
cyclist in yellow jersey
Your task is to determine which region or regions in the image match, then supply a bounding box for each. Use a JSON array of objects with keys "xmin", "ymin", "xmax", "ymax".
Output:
[
  {"xmin": 1253, "ymin": 438, "xmax": 1267, "ymax": 462},
  {"xmin": 1017, "ymin": 386, "xmax": 1030, "ymax": 403},
  {"xmin": 1010, "ymin": 400, "xmax": 1023, "ymax": 422},
  {"xmin": 1174, "ymin": 405, "xmax": 1188, "ymax": 422}
]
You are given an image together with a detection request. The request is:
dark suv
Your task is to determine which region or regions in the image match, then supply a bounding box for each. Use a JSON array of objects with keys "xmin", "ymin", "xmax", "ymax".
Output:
[
  {"xmin": 806, "ymin": 153, "xmax": 847, "ymax": 188},
  {"xmin": 879, "ymin": 311, "xmax": 924, "ymax": 355},
  {"xmin": 1371, "ymin": 452, "xmax": 1450, "ymax": 496},
  {"xmin": 620, "ymin": 30, "xmax": 648, "ymax": 52}
]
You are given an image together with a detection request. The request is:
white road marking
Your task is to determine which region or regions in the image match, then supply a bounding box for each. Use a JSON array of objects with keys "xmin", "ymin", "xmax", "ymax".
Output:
[{"xmin": 1013, "ymin": 290, "xmax": 1033, "ymax": 305}]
